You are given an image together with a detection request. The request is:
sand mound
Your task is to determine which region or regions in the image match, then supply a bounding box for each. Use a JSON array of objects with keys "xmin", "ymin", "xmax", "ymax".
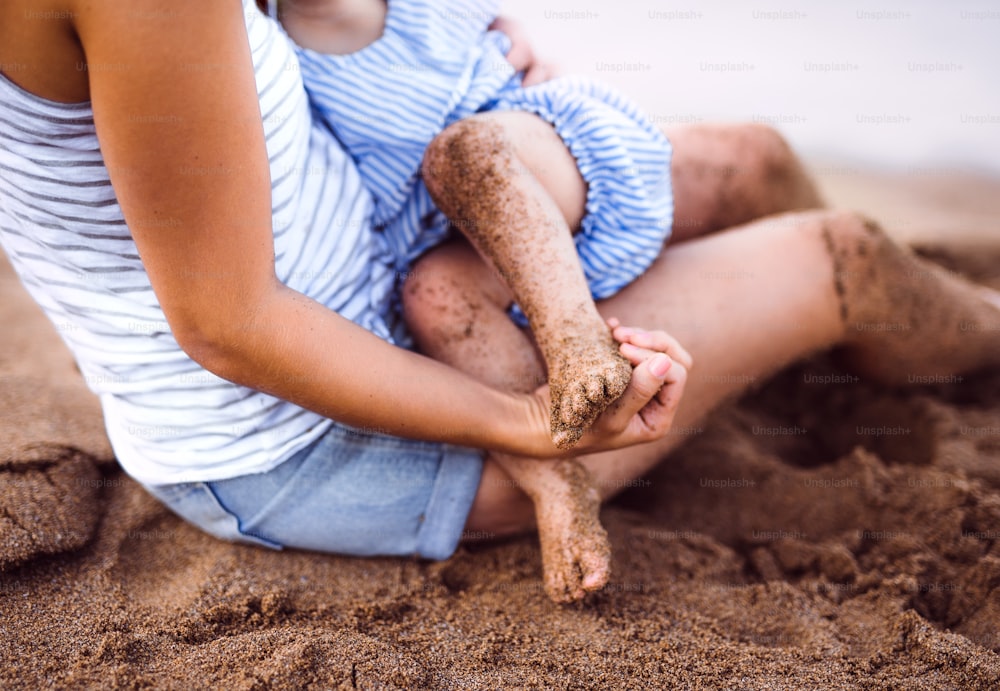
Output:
[{"xmin": 0, "ymin": 261, "xmax": 113, "ymax": 570}]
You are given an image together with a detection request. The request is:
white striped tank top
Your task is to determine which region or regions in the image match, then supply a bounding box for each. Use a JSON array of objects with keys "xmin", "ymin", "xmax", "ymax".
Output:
[{"xmin": 0, "ymin": 1, "xmax": 385, "ymax": 485}]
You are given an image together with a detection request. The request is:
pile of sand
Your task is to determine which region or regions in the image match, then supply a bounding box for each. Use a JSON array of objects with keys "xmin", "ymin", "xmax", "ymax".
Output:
[
  {"xmin": 0, "ymin": 254, "xmax": 114, "ymax": 571},
  {"xmin": 1, "ymin": 170, "xmax": 998, "ymax": 688}
]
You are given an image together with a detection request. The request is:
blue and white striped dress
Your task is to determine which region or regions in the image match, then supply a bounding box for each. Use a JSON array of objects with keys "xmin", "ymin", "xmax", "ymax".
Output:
[
  {"xmin": 295, "ymin": 0, "xmax": 674, "ymax": 320},
  {"xmin": 0, "ymin": 1, "xmax": 388, "ymax": 485}
]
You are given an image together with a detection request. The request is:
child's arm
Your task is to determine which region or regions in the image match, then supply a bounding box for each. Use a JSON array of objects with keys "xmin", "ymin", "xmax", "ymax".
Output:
[{"xmin": 488, "ymin": 15, "xmax": 556, "ymax": 86}]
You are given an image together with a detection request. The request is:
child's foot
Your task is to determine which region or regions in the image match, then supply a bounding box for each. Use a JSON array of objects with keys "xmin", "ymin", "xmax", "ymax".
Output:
[
  {"xmin": 547, "ymin": 330, "xmax": 633, "ymax": 449},
  {"xmin": 532, "ymin": 461, "xmax": 611, "ymax": 603}
]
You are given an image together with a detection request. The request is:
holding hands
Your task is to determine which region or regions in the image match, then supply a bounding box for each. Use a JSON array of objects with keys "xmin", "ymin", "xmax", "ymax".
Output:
[{"xmin": 528, "ymin": 319, "xmax": 692, "ymax": 459}]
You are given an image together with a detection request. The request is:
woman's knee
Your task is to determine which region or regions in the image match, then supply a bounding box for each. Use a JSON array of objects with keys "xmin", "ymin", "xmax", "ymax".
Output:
[
  {"xmin": 827, "ymin": 208, "xmax": 895, "ymax": 273},
  {"xmin": 666, "ymin": 122, "xmax": 822, "ymax": 235},
  {"xmin": 798, "ymin": 208, "xmax": 894, "ymax": 311},
  {"xmin": 812, "ymin": 209, "xmax": 889, "ymax": 258},
  {"xmin": 787, "ymin": 207, "xmax": 887, "ymax": 250},
  {"xmin": 737, "ymin": 123, "xmax": 795, "ymax": 167},
  {"xmin": 733, "ymin": 123, "xmax": 822, "ymax": 209}
]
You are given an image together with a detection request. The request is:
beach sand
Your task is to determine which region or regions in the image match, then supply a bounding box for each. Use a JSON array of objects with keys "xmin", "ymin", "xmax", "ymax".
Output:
[{"xmin": 1, "ymin": 168, "xmax": 999, "ymax": 689}]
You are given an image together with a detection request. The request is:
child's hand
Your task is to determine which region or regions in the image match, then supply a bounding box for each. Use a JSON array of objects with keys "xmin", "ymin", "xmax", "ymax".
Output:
[
  {"xmin": 607, "ymin": 317, "xmax": 694, "ymax": 371},
  {"xmin": 489, "ymin": 15, "xmax": 558, "ymax": 87}
]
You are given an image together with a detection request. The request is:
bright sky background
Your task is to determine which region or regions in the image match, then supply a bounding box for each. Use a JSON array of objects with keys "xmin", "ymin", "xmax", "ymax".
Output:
[{"xmin": 499, "ymin": 0, "xmax": 1000, "ymax": 173}]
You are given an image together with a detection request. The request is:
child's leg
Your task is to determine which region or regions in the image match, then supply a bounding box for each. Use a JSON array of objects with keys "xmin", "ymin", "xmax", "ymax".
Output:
[
  {"xmin": 403, "ymin": 241, "xmax": 611, "ymax": 603},
  {"xmin": 422, "ymin": 111, "xmax": 630, "ymax": 449}
]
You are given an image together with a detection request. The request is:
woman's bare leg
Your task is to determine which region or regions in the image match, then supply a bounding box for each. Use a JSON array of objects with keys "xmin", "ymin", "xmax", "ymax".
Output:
[
  {"xmin": 462, "ymin": 210, "xmax": 1000, "ymax": 538},
  {"xmin": 663, "ymin": 123, "xmax": 824, "ymax": 242}
]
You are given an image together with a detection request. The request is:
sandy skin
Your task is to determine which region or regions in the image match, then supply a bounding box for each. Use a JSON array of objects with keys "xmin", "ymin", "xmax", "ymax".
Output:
[
  {"xmin": 527, "ymin": 459, "xmax": 611, "ymax": 602},
  {"xmin": 422, "ymin": 115, "xmax": 635, "ymax": 448},
  {"xmin": 419, "ymin": 114, "xmax": 641, "ymax": 601},
  {"xmin": 402, "ymin": 255, "xmax": 625, "ymax": 603}
]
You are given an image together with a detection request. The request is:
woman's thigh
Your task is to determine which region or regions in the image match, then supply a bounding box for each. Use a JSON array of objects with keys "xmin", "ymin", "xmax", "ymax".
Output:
[{"xmin": 465, "ymin": 209, "xmax": 859, "ymax": 535}]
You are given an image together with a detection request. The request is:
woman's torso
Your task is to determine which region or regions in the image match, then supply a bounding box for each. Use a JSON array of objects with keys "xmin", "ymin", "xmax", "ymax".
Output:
[{"xmin": 0, "ymin": 0, "xmax": 387, "ymax": 484}]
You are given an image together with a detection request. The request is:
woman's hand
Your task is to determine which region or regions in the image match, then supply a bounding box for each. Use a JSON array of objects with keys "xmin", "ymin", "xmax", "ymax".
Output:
[
  {"xmin": 585, "ymin": 320, "xmax": 691, "ymax": 451},
  {"xmin": 489, "ymin": 15, "xmax": 558, "ymax": 87}
]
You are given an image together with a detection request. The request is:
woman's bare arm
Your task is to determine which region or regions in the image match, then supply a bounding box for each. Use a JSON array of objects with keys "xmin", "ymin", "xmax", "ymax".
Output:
[{"xmin": 68, "ymin": 0, "xmax": 676, "ymax": 459}]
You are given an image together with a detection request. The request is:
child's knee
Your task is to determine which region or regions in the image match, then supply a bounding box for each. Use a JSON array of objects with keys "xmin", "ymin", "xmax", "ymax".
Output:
[{"xmin": 422, "ymin": 117, "xmax": 513, "ymax": 206}]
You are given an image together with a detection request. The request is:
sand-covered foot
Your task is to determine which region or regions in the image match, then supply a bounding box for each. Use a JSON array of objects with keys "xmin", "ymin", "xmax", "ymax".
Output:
[
  {"xmin": 547, "ymin": 333, "xmax": 632, "ymax": 449},
  {"xmin": 531, "ymin": 461, "xmax": 611, "ymax": 603}
]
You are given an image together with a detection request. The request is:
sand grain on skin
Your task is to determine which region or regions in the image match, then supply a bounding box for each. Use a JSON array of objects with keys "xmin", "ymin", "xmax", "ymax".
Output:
[
  {"xmin": 425, "ymin": 118, "xmax": 634, "ymax": 446},
  {"xmin": 529, "ymin": 459, "xmax": 612, "ymax": 602}
]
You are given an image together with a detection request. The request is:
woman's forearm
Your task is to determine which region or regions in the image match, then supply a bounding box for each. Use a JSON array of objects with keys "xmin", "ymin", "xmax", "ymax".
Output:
[{"xmin": 186, "ymin": 281, "xmax": 553, "ymax": 457}]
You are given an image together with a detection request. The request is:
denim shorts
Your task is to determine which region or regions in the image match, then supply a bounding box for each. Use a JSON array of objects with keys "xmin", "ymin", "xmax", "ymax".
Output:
[{"xmin": 143, "ymin": 422, "xmax": 485, "ymax": 560}]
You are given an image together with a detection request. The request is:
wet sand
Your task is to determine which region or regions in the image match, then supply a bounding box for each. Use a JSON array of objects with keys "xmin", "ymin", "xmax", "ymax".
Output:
[{"xmin": 1, "ymin": 168, "xmax": 999, "ymax": 689}]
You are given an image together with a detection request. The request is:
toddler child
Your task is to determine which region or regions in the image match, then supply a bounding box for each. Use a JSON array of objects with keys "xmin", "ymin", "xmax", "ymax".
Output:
[{"xmin": 274, "ymin": 0, "xmax": 674, "ymax": 602}]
